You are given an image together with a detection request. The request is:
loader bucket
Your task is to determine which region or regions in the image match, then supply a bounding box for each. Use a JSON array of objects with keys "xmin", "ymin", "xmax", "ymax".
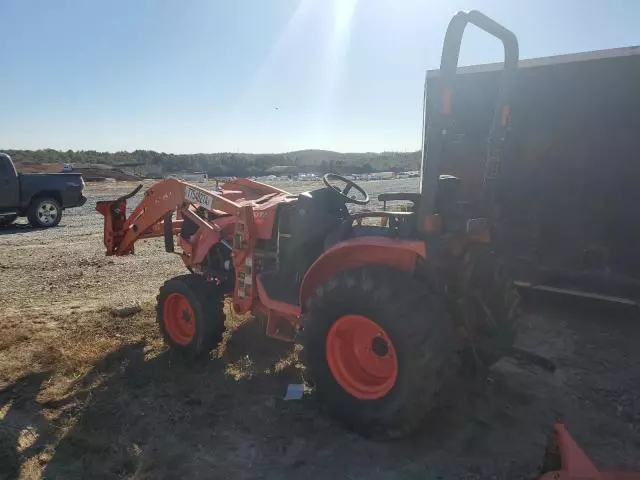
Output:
[{"xmin": 95, "ymin": 184, "xmax": 142, "ymax": 255}]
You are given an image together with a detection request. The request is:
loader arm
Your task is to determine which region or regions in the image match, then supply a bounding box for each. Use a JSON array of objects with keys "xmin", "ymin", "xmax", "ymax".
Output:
[{"xmin": 96, "ymin": 178, "xmax": 249, "ymax": 256}]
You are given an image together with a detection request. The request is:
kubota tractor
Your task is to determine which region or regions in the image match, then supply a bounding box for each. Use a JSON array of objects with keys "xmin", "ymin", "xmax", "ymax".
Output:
[{"xmin": 97, "ymin": 11, "xmax": 523, "ymax": 438}]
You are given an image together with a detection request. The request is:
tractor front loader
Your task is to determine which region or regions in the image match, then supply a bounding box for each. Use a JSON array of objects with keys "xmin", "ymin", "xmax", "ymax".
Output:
[{"xmin": 98, "ymin": 11, "xmax": 537, "ymax": 439}]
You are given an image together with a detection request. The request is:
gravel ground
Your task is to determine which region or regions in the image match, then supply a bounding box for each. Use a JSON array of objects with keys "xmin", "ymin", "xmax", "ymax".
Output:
[{"xmin": 0, "ymin": 179, "xmax": 639, "ymax": 479}]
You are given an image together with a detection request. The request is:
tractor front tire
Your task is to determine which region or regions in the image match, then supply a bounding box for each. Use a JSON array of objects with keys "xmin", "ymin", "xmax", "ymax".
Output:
[
  {"xmin": 156, "ymin": 274, "xmax": 226, "ymax": 358},
  {"xmin": 301, "ymin": 266, "xmax": 456, "ymax": 439}
]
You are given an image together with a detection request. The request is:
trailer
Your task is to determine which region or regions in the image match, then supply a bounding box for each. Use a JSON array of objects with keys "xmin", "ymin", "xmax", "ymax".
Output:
[{"xmin": 425, "ymin": 45, "xmax": 640, "ymax": 304}]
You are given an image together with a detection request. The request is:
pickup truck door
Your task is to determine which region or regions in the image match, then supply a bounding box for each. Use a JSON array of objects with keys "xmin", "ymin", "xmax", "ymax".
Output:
[{"xmin": 0, "ymin": 154, "xmax": 20, "ymax": 211}]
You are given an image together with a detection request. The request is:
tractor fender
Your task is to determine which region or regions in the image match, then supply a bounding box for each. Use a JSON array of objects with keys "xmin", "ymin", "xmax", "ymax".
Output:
[{"xmin": 299, "ymin": 237, "xmax": 425, "ymax": 308}]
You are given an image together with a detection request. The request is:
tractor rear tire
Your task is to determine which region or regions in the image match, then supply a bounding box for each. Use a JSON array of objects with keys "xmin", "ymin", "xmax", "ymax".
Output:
[
  {"xmin": 156, "ymin": 274, "xmax": 226, "ymax": 358},
  {"xmin": 462, "ymin": 245, "xmax": 521, "ymax": 371},
  {"xmin": 301, "ymin": 266, "xmax": 456, "ymax": 439}
]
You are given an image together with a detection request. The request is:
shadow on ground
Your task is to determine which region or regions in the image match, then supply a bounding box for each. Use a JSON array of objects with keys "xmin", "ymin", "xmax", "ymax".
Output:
[
  {"xmin": 1, "ymin": 298, "xmax": 640, "ymax": 479},
  {"xmin": 0, "ymin": 223, "xmax": 48, "ymax": 236},
  {"xmin": 1, "ymin": 318, "xmax": 314, "ymax": 479}
]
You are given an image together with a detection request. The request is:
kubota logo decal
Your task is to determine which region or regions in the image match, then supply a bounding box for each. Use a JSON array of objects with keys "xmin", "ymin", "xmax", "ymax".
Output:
[{"xmin": 184, "ymin": 186, "xmax": 213, "ymax": 209}]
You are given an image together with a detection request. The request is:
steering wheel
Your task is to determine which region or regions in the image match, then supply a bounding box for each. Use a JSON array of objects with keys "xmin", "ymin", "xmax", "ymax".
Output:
[{"xmin": 323, "ymin": 173, "xmax": 370, "ymax": 205}]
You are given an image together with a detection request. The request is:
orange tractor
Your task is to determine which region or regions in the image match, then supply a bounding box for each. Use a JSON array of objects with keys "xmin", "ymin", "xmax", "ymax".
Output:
[
  {"xmin": 97, "ymin": 10, "xmax": 522, "ymax": 439},
  {"xmin": 95, "ymin": 11, "xmax": 640, "ymax": 475}
]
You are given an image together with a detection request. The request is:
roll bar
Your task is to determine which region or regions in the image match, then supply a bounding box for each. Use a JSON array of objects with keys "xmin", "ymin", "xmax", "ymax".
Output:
[
  {"xmin": 439, "ymin": 11, "xmax": 519, "ymax": 102},
  {"xmin": 418, "ymin": 10, "xmax": 519, "ymax": 222}
]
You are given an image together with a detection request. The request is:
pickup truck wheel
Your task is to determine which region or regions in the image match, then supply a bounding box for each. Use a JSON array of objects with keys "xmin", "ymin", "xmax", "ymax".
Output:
[
  {"xmin": 28, "ymin": 198, "xmax": 62, "ymax": 228},
  {"xmin": 0, "ymin": 215, "xmax": 17, "ymax": 227}
]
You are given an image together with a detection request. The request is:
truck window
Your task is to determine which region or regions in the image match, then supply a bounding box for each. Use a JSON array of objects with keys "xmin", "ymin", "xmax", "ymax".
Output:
[{"xmin": 0, "ymin": 155, "xmax": 15, "ymax": 178}]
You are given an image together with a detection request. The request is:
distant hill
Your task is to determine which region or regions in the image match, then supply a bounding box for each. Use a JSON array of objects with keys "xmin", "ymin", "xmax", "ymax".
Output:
[
  {"xmin": 284, "ymin": 150, "xmax": 419, "ymax": 171},
  {"xmin": 2, "ymin": 148, "xmax": 420, "ymax": 178}
]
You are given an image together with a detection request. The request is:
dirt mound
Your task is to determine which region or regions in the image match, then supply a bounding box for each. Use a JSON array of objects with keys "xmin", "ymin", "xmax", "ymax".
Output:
[
  {"xmin": 15, "ymin": 163, "xmax": 64, "ymax": 173},
  {"xmin": 14, "ymin": 163, "xmax": 141, "ymax": 181},
  {"xmin": 73, "ymin": 167, "xmax": 141, "ymax": 181}
]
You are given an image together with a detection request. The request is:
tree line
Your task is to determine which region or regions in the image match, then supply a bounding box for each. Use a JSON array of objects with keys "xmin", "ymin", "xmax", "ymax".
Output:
[{"xmin": 3, "ymin": 148, "xmax": 421, "ymax": 177}]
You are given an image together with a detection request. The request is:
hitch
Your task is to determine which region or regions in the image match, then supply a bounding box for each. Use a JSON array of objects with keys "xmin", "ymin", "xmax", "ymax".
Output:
[{"xmin": 96, "ymin": 184, "xmax": 142, "ymax": 255}]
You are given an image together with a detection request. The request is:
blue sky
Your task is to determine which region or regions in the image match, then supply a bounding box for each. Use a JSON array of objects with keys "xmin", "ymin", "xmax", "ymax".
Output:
[{"xmin": 0, "ymin": 0, "xmax": 638, "ymax": 153}]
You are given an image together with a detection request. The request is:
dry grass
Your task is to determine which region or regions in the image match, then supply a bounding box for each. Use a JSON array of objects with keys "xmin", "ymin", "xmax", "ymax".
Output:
[
  {"xmin": 0, "ymin": 292, "xmax": 302, "ymax": 479},
  {"xmin": 0, "ymin": 328, "xmax": 30, "ymax": 352}
]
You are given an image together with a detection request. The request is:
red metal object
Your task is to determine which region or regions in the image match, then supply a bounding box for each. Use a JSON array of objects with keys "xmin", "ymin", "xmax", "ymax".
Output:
[
  {"xmin": 162, "ymin": 292, "xmax": 196, "ymax": 345},
  {"xmin": 299, "ymin": 237, "xmax": 425, "ymax": 308},
  {"xmin": 326, "ymin": 315, "xmax": 398, "ymax": 400},
  {"xmin": 255, "ymin": 274, "xmax": 301, "ymax": 342},
  {"xmin": 538, "ymin": 423, "xmax": 640, "ymax": 480}
]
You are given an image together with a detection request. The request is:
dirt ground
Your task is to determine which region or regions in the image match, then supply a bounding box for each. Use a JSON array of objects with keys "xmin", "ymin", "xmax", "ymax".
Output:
[{"xmin": 1, "ymin": 180, "xmax": 639, "ymax": 480}]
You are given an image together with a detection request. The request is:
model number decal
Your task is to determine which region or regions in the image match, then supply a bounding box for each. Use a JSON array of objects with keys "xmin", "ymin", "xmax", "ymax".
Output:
[{"xmin": 184, "ymin": 186, "xmax": 213, "ymax": 209}]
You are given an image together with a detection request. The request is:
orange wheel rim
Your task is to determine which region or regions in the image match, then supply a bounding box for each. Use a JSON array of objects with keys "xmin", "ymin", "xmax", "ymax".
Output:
[
  {"xmin": 326, "ymin": 315, "xmax": 398, "ymax": 400},
  {"xmin": 163, "ymin": 293, "xmax": 196, "ymax": 345}
]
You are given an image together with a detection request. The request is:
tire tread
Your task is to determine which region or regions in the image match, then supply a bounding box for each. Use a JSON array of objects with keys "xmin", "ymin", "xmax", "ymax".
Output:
[
  {"xmin": 302, "ymin": 266, "xmax": 457, "ymax": 439},
  {"xmin": 156, "ymin": 274, "xmax": 225, "ymax": 357}
]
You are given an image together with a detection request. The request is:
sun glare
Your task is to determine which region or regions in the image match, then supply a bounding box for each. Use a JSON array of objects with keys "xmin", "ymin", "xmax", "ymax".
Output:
[
  {"xmin": 229, "ymin": 0, "xmax": 359, "ymax": 148},
  {"xmin": 313, "ymin": 0, "xmax": 358, "ymax": 138}
]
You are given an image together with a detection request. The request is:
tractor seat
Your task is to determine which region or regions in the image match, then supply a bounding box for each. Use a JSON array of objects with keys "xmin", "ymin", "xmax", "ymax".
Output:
[
  {"xmin": 350, "ymin": 210, "xmax": 414, "ymax": 223},
  {"xmin": 377, "ymin": 192, "xmax": 421, "ymax": 205},
  {"xmin": 324, "ymin": 211, "xmax": 415, "ymax": 249}
]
